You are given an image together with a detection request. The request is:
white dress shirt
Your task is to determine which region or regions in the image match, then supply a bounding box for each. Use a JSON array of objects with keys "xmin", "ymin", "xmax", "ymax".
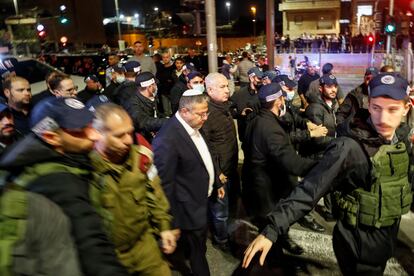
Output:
[{"xmin": 176, "ymin": 112, "xmax": 215, "ymax": 196}]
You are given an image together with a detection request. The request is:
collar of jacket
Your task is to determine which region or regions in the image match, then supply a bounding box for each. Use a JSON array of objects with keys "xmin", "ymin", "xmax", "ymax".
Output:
[
  {"xmin": 208, "ymin": 100, "xmax": 231, "ymax": 114},
  {"xmin": 341, "ymin": 109, "xmax": 392, "ymax": 147},
  {"xmin": 90, "ymin": 146, "xmax": 137, "ymax": 178}
]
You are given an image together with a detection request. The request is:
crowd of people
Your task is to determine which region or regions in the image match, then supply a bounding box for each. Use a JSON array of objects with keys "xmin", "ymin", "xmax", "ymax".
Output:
[
  {"xmin": 274, "ymin": 32, "xmax": 411, "ymax": 54},
  {"xmin": 0, "ymin": 42, "xmax": 413, "ymax": 276}
]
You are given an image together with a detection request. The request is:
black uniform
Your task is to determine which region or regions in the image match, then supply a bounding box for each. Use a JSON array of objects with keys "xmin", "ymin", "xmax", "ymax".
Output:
[
  {"xmin": 170, "ymin": 74, "xmax": 188, "ymax": 114},
  {"xmin": 120, "ymin": 91, "xmax": 167, "ymax": 143},
  {"xmin": 260, "ymin": 110, "xmax": 411, "ymax": 275},
  {"xmin": 336, "ymin": 83, "xmax": 369, "ymax": 129},
  {"xmin": 301, "ymin": 95, "xmax": 337, "ymax": 158},
  {"xmin": 278, "ymin": 101, "xmax": 311, "ymax": 146},
  {"xmin": 297, "ymin": 72, "xmax": 320, "ymax": 98},
  {"xmin": 230, "ymin": 85, "xmax": 260, "ymax": 144},
  {"xmin": 242, "ymin": 108, "xmax": 316, "ymax": 227}
]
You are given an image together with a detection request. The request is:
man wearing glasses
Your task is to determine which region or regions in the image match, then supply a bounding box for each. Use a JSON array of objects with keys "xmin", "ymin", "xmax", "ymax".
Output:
[
  {"xmin": 153, "ymin": 89, "xmax": 224, "ymax": 276},
  {"xmin": 48, "ymin": 74, "xmax": 78, "ymax": 98}
]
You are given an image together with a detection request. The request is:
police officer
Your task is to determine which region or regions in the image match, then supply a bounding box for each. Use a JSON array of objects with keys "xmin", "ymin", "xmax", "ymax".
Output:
[
  {"xmin": 243, "ymin": 73, "xmax": 413, "ymax": 275},
  {"xmin": 242, "ymin": 83, "xmax": 319, "ymax": 256},
  {"xmin": 111, "ymin": 61, "xmax": 141, "ymax": 105},
  {"xmin": 77, "ymin": 74, "xmax": 104, "ymax": 104}
]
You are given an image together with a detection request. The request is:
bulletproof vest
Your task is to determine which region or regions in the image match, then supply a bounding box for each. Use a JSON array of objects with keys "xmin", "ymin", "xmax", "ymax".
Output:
[
  {"xmin": 0, "ymin": 162, "xmax": 88, "ymax": 276},
  {"xmin": 335, "ymin": 142, "xmax": 413, "ymax": 228},
  {"xmin": 90, "ymin": 145, "xmax": 154, "ymax": 252}
]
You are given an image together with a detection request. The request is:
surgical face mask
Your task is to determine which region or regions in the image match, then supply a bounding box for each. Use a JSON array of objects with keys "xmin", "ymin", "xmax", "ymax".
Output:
[
  {"xmin": 286, "ymin": 91, "xmax": 295, "ymax": 101},
  {"xmin": 279, "ymin": 104, "xmax": 286, "ymax": 117},
  {"xmin": 116, "ymin": 75, "xmax": 126, "ymax": 84},
  {"xmin": 192, "ymin": 84, "xmax": 205, "ymax": 93}
]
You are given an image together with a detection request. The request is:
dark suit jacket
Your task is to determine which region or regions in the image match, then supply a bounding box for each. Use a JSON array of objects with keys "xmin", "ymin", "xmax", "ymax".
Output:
[{"xmin": 152, "ymin": 116, "xmax": 221, "ymax": 230}]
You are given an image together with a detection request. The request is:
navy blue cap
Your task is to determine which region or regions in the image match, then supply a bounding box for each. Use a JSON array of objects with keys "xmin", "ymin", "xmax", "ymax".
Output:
[
  {"xmin": 322, "ymin": 63, "xmax": 334, "ymax": 74},
  {"xmin": 319, "ymin": 74, "xmax": 338, "ymax": 86},
  {"xmin": 183, "ymin": 62, "xmax": 196, "ymax": 72},
  {"xmin": 368, "ymin": 73, "xmax": 409, "ymax": 100},
  {"xmin": 86, "ymin": 95, "xmax": 110, "ymax": 112},
  {"xmin": 258, "ymin": 83, "xmax": 283, "ymax": 103},
  {"xmin": 365, "ymin": 67, "xmax": 379, "ymax": 77},
  {"xmin": 0, "ymin": 103, "xmax": 9, "ymax": 113},
  {"xmin": 135, "ymin": 72, "xmax": 156, "ymax": 87},
  {"xmin": 263, "ymin": 71, "xmax": 278, "ymax": 81},
  {"xmin": 123, "ymin": 60, "xmax": 141, "ymax": 73},
  {"xmin": 112, "ymin": 63, "xmax": 126, "ymax": 73},
  {"xmin": 30, "ymin": 97, "xmax": 94, "ymax": 134},
  {"xmin": 273, "ymin": 74, "xmax": 297, "ymax": 88},
  {"xmin": 84, "ymin": 74, "xmax": 99, "ymax": 82},
  {"xmin": 248, "ymin": 67, "xmax": 264, "ymax": 79},
  {"xmin": 187, "ymin": 71, "xmax": 203, "ymax": 82},
  {"xmin": 0, "ymin": 57, "xmax": 17, "ymax": 79}
]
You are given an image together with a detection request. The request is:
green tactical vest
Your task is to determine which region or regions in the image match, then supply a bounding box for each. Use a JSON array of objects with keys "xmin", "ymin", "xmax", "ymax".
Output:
[
  {"xmin": 89, "ymin": 145, "xmax": 153, "ymax": 253},
  {"xmin": 335, "ymin": 142, "xmax": 413, "ymax": 228},
  {"xmin": 0, "ymin": 162, "xmax": 89, "ymax": 276}
]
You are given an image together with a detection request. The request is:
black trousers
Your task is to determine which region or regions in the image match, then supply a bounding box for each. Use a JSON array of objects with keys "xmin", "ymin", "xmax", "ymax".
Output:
[
  {"xmin": 332, "ymin": 220, "xmax": 399, "ymax": 276},
  {"xmin": 168, "ymin": 226, "xmax": 210, "ymax": 276}
]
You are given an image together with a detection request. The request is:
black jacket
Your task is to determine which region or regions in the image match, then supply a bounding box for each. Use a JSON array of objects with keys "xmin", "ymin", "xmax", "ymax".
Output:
[
  {"xmin": 170, "ymin": 74, "xmax": 188, "ymax": 114},
  {"xmin": 242, "ymin": 109, "xmax": 317, "ymax": 220},
  {"xmin": 297, "ymin": 72, "xmax": 320, "ymax": 96},
  {"xmin": 261, "ymin": 110, "xmax": 410, "ymax": 268},
  {"xmin": 153, "ymin": 116, "xmax": 222, "ymax": 230},
  {"xmin": 111, "ymin": 80, "xmax": 137, "ymax": 105},
  {"xmin": 31, "ymin": 89, "xmax": 53, "ymax": 107},
  {"xmin": 103, "ymin": 82, "xmax": 120, "ymax": 103},
  {"xmin": 10, "ymin": 108, "xmax": 31, "ymax": 135},
  {"xmin": 301, "ymin": 95, "xmax": 337, "ymax": 157},
  {"xmin": 230, "ymin": 85, "xmax": 260, "ymax": 143},
  {"xmin": 201, "ymin": 100, "xmax": 238, "ymax": 176},
  {"xmin": 77, "ymin": 88, "xmax": 102, "ymax": 104},
  {"xmin": 0, "ymin": 134, "xmax": 128, "ymax": 276},
  {"xmin": 120, "ymin": 91, "xmax": 167, "ymax": 142},
  {"xmin": 278, "ymin": 101, "xmax": 310, "ymax": 146},
  {"xmin": 336, "ymin": 83, "xmax": 368, "ymax": 132}
]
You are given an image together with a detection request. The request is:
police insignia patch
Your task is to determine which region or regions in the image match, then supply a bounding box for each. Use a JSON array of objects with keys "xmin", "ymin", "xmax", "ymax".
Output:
[
  {"xmin": 65, "ymin": 98, "xmax": 85, "ymax": 109},
  {"xmin": 381, "ymin": 75, "xmax": 395, "ymax": 85}
]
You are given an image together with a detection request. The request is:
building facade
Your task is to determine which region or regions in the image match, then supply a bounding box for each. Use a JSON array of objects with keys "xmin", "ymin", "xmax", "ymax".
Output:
[{"xmin": 279, "ymin": 0, "xmax": 340, "ymax": 38}]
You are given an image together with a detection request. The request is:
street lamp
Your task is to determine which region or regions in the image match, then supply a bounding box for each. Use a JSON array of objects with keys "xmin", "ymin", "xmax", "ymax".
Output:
[
  {"xmin": 226, "ymin": 2, "xmax": 231, "ymax": 25},
  {"xmin": 134, "ymin": 13, "xmax": 139, "ymax": 27},
  {"xmin": 154, "ymin": 7, "xmax": 159, "ymax": 12},
  {"xmin": 251, "ymin": 6, "xmax": 257, "ymax": 38}
]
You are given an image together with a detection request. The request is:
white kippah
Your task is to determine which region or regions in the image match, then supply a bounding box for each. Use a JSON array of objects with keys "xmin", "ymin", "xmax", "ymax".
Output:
[{"xmin": 182, "ymin": 89, "xmax": 203, "ymax": 96}]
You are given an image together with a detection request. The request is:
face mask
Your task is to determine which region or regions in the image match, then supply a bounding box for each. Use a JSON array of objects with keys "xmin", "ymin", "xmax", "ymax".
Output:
[
  {"xmin": 279, "ymin": 104, "xmax": 286, "ymax": 117},
  {"xmin": 116, "ymin": 75, "xmax": 126, "ymax": 84},
  {"xmin": 192, "ymin": 84, "xmax": 205, "ymax": 93},
  {"xmin": 153, "ymin": 86, "xmax": 158, "ymax": 97},
  {"xmin": 286, "ymin": 91, "xmax": 295, "ymax": 101}
]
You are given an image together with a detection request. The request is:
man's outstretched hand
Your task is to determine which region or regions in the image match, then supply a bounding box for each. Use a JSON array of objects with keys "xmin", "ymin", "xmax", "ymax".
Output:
[{"xmin": 242, "ymin": 234, "xmax": 273, "ymax": 268}]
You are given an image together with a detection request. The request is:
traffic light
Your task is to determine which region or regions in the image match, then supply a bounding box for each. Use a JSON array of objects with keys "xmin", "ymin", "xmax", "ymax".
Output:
[
  {"xmin": 37, "ymin": 24, "xmax": 47, "ymax": 41},
  {"xmin": 385, "ymin": 17, "xmax": 396, "ymax": 35},
  {"xmin": 59, "ymin": 4, "xmax": 69, "ymax": 24},
  {"xmin": 368, "ymin": 35, "xmax": 374, "ymax": 43}
]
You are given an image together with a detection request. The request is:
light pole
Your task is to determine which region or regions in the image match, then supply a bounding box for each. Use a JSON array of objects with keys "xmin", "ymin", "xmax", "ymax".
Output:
[
  {"xmin": 251, "ymin": 6, "xmax": 256, "ymax": 39},
  {"xmin": 13, "ymin": 0, "xmax": 19, "ymax": 15},
  {"xmin": 114, "ymin": 0, "xmax": 121, "ymax": 41},
  {"xmin": 225, "ymin": 2, "xmax": 231, "ymax": 25},
  {"xmin": 134, "ymin": 13, "xmax": 139, "ymax": 27}
]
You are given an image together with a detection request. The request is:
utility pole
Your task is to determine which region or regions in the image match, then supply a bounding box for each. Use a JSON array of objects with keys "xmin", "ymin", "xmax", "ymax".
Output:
[
  {"xmin": 205, "ymin": 0, "xmax": 218, "ymax": 73},
  {"xmin": 385, "ymin": 0, "xmax": 394, "ymax": 55},
  {"xmin": 114, "ymin": 0, "xmax": 121, "ymax": 41},
  {"xmin": 266, "ymin": 0, "xmax": 275, "ymax": 69}
]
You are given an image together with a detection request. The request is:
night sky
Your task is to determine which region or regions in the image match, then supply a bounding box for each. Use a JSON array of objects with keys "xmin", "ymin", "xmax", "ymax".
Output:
[{"xmin": 101, "ymin": 0, "xmax": 267, "ymax": 21}]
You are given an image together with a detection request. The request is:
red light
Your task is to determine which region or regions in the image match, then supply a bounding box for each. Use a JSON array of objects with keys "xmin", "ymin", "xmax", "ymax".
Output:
[
  {"xmin": 38, "ymin": 30, "xmax": 46, "ymax": 37},
  {"xmin": 368, "ymin": 36, "xmax": 374, "ymax": 42}
]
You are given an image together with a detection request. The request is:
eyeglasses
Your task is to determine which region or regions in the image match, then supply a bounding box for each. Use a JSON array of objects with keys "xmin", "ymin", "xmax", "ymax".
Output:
[{"xmin": 191, "ymin": 111, "xmax": 210, "ymax": 119}]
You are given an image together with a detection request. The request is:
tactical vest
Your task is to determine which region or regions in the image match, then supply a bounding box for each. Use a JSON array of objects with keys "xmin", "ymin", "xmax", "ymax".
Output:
[
  {"xmin": 0, "ymin": 162, "xmax": 89, "ymax": 276},
  {"xmin": 89, "ymin": 145, "xmax": 155, "ymax": 252},
  {"xmin": 335, "ymin": 142, "xmax": 413, "ymax": 228}
]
